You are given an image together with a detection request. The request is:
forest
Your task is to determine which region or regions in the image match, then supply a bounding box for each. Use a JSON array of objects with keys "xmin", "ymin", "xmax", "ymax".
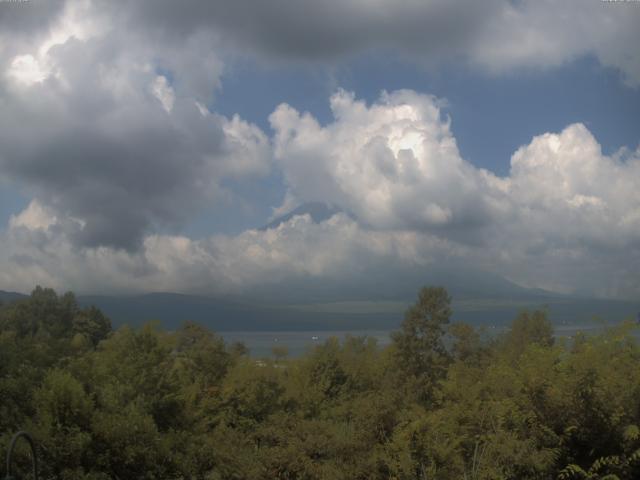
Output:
[{"xmin": 1, "ymin": 286, "xmax": 640, "ymax": 480}]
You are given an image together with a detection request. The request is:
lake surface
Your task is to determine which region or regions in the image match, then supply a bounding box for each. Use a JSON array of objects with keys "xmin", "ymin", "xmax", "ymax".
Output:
[
  {"xmin": 221, "ymin": 323, "xmax": 620, "ymax": 358},
  {"xmin": 221, "ymin": 329, "xmax": 393, "ymax": 358}
]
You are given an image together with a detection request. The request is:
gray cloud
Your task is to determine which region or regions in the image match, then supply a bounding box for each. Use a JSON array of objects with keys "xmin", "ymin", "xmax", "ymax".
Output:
[
  {"xmin": 3, "ymin": 1, "xmax": 638, "ymax": 90},
  {"xmin": 2, "ymin": 89, "xmax": 639, "ymax": 299},
  {"xmin": 114, "ymin": 0, "xmax": 640, "ymax": 84},
  {"xmin": 0, "ymin": 0, "xmax": 66, "ymax": 37},
  {"xmin": 0, "ymin": 1, "xmax": 638, "ymax": 299},
  {"xmin": 119, "ymin": 0, "xmax": 496, "ymax": 61},
  {"xmin": 0, "ymin": 1, "xmax": 270, "ymax": 251}
]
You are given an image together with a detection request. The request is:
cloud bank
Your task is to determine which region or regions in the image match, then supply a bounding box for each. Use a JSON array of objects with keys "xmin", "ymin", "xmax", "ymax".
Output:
[
  {"xmin": 0, "ymin": 0, "xmax": 270, "ymax": 251},
  {"xmin": 2, "ymin": 89, "xmax": 638, "ymax": 298},
  {"xmin": 0, "ymin": 0, "xmax": 638, "ymax": 299},
  {"xmin": 3, "ymin": 1, "xmax": 638, "ymax": 84},
  {"xmin": 119, "ymin": 0, "xmax": 640, "ymax": 85}
]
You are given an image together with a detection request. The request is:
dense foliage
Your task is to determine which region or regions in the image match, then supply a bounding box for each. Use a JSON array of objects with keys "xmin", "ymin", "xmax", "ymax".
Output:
[{"xmin": 1, "ymin": 286, "xmax": 640, "ymax": 479}]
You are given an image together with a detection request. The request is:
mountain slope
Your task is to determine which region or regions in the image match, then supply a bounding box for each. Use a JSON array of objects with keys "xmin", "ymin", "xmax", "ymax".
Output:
[
  {"xmin": 0, "ymin": 290, "xmax": 27, "ymax": 304},
  {"xmin": 75, "ymin": 290, "xmax": 640, "ymax": 332},
  {"xmin": 259, "ymin": 202, "xmax": 345, "ymax": 230},
  {"xmin": 76, "ymin": 292, "xmax": 402, "ymax": 331}
]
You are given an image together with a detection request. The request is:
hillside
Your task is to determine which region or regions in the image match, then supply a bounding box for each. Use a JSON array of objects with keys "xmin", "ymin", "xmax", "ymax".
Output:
[{"xmin": 0, "ymin": 290, "xmax": 27, "ymax": 304}]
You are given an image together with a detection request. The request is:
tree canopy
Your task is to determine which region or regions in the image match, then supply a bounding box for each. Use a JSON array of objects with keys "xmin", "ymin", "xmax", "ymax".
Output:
[{"xmin": 1, "ymin": 286, "xmax": 640, "ymax": 479}]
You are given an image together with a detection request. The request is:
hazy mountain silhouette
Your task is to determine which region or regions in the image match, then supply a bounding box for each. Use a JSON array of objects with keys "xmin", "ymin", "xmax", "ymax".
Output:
[
  {"xmin": 259, "ymin": 202, "xmax": 346, "ymax": 230},
  {"xmin": 0, "ymin": 290, "xmax": 27, "ymax": 304},
  {"xmin": 2, "ymin": 286, "xmax": 638, "ymax": 332},
  {"xmin": 75, "ymin": 291, "xmax": 639, "ymax": 332},
  {"xmin": 2, "ymin": 200, "xmax": 638, "ymax": 331}
]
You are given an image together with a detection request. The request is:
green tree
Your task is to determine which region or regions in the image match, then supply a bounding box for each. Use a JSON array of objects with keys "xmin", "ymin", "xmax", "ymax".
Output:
[
  {"xmin": 392, "ymin": 286, "xmax": 452, "ymax": 402},
  {"xmin": 72, "ymin": 306, "xmax": 111, "ymax": 346},
  {"xmin": 448, "ymin": 322, "xmax": 487, "ymax": 364},
  {"xmin": 31, "ymin": 369, "xmax": 94, "ymax": 479},
  {"xmin": 502, "ymin": 309, "xmax": 554, "ymax": 358}
]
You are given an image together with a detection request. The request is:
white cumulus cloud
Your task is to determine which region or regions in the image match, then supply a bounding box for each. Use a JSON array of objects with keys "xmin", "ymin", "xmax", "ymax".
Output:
[
  {"xmin": 270, "ymin": 89, "xmax": 505, "ymax": 236},
  {"xmin": 2, "ymin": 88, "xmax": 639, "ymax": 299},
  {"xmin": 1, "ymin": 91, "xmax": 638, "ymax": 299}
]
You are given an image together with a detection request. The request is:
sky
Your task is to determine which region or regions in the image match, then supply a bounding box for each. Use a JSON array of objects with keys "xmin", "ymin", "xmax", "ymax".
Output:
[{"xmin": 0, "ymin": 0, "xmax": 639, "ymax": 299}]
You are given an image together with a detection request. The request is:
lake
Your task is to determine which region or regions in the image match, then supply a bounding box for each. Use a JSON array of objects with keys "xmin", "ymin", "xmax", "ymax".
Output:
[{"xmin": 220, "ymin": 323, "xmax": 620, "ymax": 358}]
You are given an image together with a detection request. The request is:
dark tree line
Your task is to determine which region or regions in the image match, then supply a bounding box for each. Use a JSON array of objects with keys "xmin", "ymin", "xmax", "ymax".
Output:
[{"xmin": 1, "ymin": 286, "xmax": 639, "ymax": 479}]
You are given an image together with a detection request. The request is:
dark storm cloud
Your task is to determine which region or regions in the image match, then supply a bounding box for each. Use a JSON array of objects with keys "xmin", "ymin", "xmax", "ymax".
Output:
[
  {"xmin": 0, "ymin": 11, "xmax": 269, "ymax": 251},
  {"xmin": 3, "ymin": 119, "xmax": 213, "ymax": 250},
  {"xmin": 119, "ymin": 0, "xmax": 500, "ymax": 61},
  {"xmin": 114, "ymin": 0, "xmax": 640, "ymax": 86}
]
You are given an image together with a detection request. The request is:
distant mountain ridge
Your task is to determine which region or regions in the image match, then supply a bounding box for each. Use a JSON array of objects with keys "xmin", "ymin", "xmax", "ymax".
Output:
[
  {"xmin": 0, "ymin": 290, "xmax": 27, "ymax": 304},
  {"xmin": 2, "ymin": 207, "xmax": 638, "ymax": 332},
  {"xmin": 3, "ymin": 287, "xmax": 638, "ymax": 332},
  {"xmin": 75, "ymin": 291, "xmax": 640, "ymax": 332}
]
